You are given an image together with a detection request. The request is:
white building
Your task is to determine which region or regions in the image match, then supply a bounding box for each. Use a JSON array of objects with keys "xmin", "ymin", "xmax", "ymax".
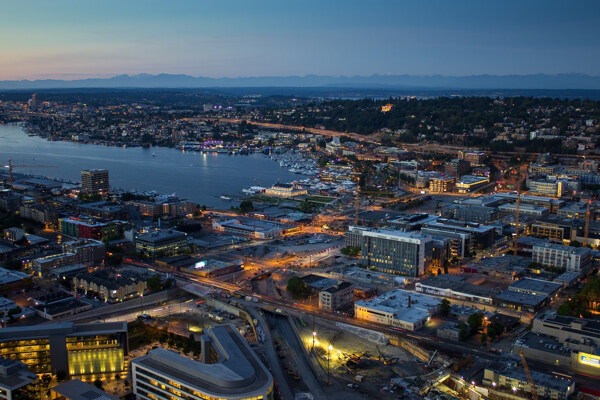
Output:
[
  {"xmin": 532, "ymin": 242, "xmax": 591, "ymax": 272},
  {"xmin": 354, "ymin": 289, "xmax": 441, "ymax": 331}
]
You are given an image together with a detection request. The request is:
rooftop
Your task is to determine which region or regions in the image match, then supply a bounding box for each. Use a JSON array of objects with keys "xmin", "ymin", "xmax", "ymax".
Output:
[
  {"xmin": 132, "ymin": 325, "xmax": 272, "ymax": 397},
  {"xmin": 51, "ymin": 378, "xmax": 119, "ymax": 400},
  {"xmin": 493, "ymin": 290, "xmax": 547, "ymax": 307},
  {"xmin": 355, "ymin": 289, "xmax": 441, "ymax": 324},
  {"xmin": 508, "ymin": 278, "xmax": 562, "ymax": 296}
]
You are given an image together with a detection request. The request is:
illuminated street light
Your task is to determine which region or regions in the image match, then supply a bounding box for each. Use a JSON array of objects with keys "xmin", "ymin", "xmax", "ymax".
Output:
[
  {"xmin": 327, "ymin": 345, "xmax": 333, "ymax": 385},
  {"xmin": 312, "ymin": 331, "xmax": 316, "ymax": 351}
]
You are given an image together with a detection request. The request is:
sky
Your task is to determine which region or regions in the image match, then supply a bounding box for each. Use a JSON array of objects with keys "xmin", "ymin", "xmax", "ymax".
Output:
[{"xmin": 1, "ymin": 0, "xmax": 599, "ymax": 80}]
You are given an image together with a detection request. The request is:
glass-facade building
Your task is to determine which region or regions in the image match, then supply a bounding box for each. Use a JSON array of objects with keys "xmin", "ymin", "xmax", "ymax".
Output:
[
  {"xmin": 0, "ymin": 322, "xmax": 127, "ymax": 382},
  {"xmin": 348, "ymin": 226, "xmax": 432, "ymax": 276}
]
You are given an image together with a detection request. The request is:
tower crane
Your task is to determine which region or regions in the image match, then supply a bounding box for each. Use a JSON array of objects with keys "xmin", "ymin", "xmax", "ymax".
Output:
[
  {"xmin": 584, "ymin": 200, "xmax": 591, "ymax": 245},
  {"xmin": 2, "ymin": 159, "xmax": 57, "ymax": 192},
  {"xmin": 519, "ymin": 351, "xmax": 538, "ymax": 400}
]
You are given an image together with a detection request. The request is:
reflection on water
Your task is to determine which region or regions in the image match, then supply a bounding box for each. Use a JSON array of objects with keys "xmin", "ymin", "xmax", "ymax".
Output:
[{"xmin": 0, "ymin": 124, "xmax": 302, "ymax": 208}]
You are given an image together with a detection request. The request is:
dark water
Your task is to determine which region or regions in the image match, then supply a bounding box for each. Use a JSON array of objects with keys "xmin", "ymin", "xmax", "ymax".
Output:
[{"xmin": 0, "ymin": 123, "xmax": 302, "ymax": 207}]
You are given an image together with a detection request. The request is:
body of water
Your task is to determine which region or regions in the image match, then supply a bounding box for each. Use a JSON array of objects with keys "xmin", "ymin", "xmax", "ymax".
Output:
[{"xmin": 0, "ymin": 123, "xmax": 303, "ymax": 208}]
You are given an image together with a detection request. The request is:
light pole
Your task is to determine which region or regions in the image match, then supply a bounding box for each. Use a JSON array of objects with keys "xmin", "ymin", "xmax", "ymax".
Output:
[
  {"xmin": 312, "ymin": 331, "xmax": 316, "ymax": 352},
  {"xmin": 327, "ymin": 345, "xmax": 333, "ymax": 385}
]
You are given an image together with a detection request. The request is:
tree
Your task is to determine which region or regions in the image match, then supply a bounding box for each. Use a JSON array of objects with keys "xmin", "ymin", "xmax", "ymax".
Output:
[
  {"xmin": 7, "ymin": 306, "xmax": 21, "ymax": 318},
  {"xmin": 93, "ymin": 379, "xmax": 103, "ymax": 389},
  {"xmin": 239, "ymin": 200, "xmax": 254, "ymax": 213},
  {"xmin": 437, "ymin": 268, "xmax": 442, "ymax": 276},
  {"xmin": 440, "ymin": 299, "xmax": 451, "ymax": 316},
  {"xmin": 56, "ymin": 370, "xmax": 67, "ymax": 382},
  {"xmin": 459, "ymin": 322, "xmax": 470, "ymax": 340},
  {"xmin": 480, "ymin": 333, "xmax": 487, "ymax": 346},
  {"xmin": 467, "ymin": 312, "xmax": 484, "ymax": 331},
  {"xmin": 286, "ymin": 277, "xmax": 310, "ymax": 299},
  {"xmin": 340, "ymin": 246, "xmax": 361, "ymax": 257},
  {"xmin": 487, "ymin": 321, "xmax": 504, "ymax": 339},
  {"xmin": 146, "ymin": 275, "xmax": 162, "ymax": 293}
]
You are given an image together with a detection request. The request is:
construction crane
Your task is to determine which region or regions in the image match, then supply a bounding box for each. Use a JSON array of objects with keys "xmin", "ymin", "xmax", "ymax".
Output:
[
  {"xmin": 519, "ymin": 351, "xmax": 538, "ymax": 400},
  {"xmin": 584, "ymin": 200, "xmax": 591, "ymax": 245},
  {"xmin": 507, "ymin": 164, "xmax": 528, "ymax": 256},
  {"xmin": 2, "ymin": 159, "xmax": 57, "ymax": 192}
]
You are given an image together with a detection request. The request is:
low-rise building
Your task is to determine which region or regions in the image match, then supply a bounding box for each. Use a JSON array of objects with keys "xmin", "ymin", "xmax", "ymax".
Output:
[
  {"xmin": 514, "ymin": 312, "xmax": 600, "ymax": 377},
  {"xmin": 436, "ymin": 322, "xmax": 469, "ymax": 341},
  {"xmin": 264, "ymin": 182, "xmax": 307, "ymax": 198},
  {"xmin": 0, "ymin": 357, "xmax": 39, "ymax": 400},
  {"xmin": 508, "ymin": 278, "xmax": 562, "ymax": 298},
  {"xmin": 212, "ymin": 218, "xmax": 294, "ymax": 239},
  {"xmin": 429, "ymin": 176, "xmax": 456, "ymax": 193},
  {"xmin": 135, "ymin": 229, "xmax": 189, "ymax": 258},
  {"xmin": 51, "ymin": 379, "xmax": 119, "ymax": 400},
  {"xmin": 72, "ymin": 269, "xmax": 146, "ymax": 303},
  {"xmin": 415, "ymin": 275, "xmax": 495, "ymax": 305},
  {"xmin": 354, "ymin": 289, "xmax": 441, "ymax": 331},
  {"xmin": 482, "ymin": 359, "xmax": 574, "ymax": 400},
  {"xmin": 455, "ymin": 175, "xmax": 489, "ymax": 193},
  {"xmin": 319, "ymin": 281, "xmax": 355, "ymax": 311}
]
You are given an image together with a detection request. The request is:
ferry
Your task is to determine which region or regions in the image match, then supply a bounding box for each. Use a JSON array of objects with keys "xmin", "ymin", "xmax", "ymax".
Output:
[{"xmin": 220, "ymin": 195, "xmax": 231, "ymax": 200}]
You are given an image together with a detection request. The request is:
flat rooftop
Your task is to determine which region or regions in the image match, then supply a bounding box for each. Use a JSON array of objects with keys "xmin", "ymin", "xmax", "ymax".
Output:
[
  {"xmin": 355, "ymin": 289, "xmax": 441, "ymax": 324},
  {"xmin": 493, "ymin": 290, "xmax": 547, "ymax": 307},
  {"xmin": 418, "ymin": 275, "xmax": 496, "ymax": 299},
  {"xmin": 52, "ymin": 378, "xmax": 120, "ymax": 400},
  {"xmin": 486, "ymin": 358, "xmax": 573, "ymax": 391},
  {"xmin": 508, "ymin": 278, "xmax": 562, "ymax": 296}
]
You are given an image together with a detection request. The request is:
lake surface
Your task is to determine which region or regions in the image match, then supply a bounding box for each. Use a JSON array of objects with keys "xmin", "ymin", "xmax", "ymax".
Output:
[{"xmin": 0, "ymin": 123, "xmax": 303, "ymax": 208}]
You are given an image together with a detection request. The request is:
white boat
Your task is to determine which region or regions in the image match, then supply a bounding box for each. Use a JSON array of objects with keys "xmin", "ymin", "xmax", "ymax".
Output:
[{"xmin": 220, "ymin": 195, "xmax": 231, "ymax": 200}]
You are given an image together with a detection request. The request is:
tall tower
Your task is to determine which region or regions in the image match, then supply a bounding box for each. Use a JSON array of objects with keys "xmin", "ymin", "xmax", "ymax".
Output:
[
  {"xmin": 30, "ymin": 93, "xmax": 38, "ymax": 109},
  {"xmin": 81, "ymin": 169, "xmax": 109, "ymax": 194}
]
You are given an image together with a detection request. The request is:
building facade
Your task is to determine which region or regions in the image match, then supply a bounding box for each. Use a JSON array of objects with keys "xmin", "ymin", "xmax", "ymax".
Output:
[
  {"xmin": 81, "ymin": 169, "xmax": 109, "ymax": 194},
  {"xmin": 132, "ymin": 325, "xmax": 273, "ymax": 400},
  {"xmin": 0, "ymin": 322, "xmax": 127, "ymax": 381}
]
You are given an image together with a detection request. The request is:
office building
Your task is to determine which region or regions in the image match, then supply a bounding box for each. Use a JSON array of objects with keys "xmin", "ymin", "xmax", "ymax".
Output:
[
  {"xmin": 458, "ymin": 150, "xmax": 486, "ymax": 165},
  {"xmin": 0, "ymin": 322, "xmax": 127, "ymax": 380},
  {"xmin": 132, "ymin": 325, "xmax": 273, "ymax": 400},
  {"xmin": 72, "ymin": 269, "xmax": 147, "ymax": 303},
  {"xmin": 445, "ymin": 159, "xmax": 471, "ymax": 177},
  {"xmin": 319, "ymin": 281, "xmax": 355, "ymax": 311},
  {"xmin": 59, "ymin": 217, "xmax": 123, "ymax": 241},
  {"xmin": 80, "ymin": 169, "xmax": 109, "ymax": 194},
  {"xmin": 0, "ymin": 357, "xmax": 39, "ymax": 400},
  {"xmin": 347, "ymin": 226, "xmax": 433, "ymax": 276},
  {"xmin": 354, "ymin": 289, "xmax": 441, "ymax": 331},
  {"xmin": 530, "ymin": 218, "xmax": 574, "ymax": 242},
  {"xmin": 527, "ymin": 177, "xmax": 570, "ymax": 198},
  {"xmin": 498, "ymin": 203, "xmax": 549, "ymax": 218},
  {"xmin": 429, "ymin": 176, "xmax": 456, "ymax": 193},
  {"xmin": 442, "ymin": 204, "xmax": 499, "ymax": 224},
  {"xmin": 531, "ymin": 241, "xmax": 592, "ymax": 272},
  {"xmin": 422, "ymin": 218, "xmax": 496, "ymax": 251},
  {"xmin": 455, "ymin": 175, "xmax": 489, "ymax": 193},
  {"xmin": 135, "ymin": 229, "xmax": 188, "ymax": 258}
]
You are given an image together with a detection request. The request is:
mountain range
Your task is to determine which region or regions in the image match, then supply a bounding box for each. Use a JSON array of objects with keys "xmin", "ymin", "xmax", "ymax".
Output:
[{"xmin": 1, "ymin": 73, "xmax": 599, "ymax": 90}]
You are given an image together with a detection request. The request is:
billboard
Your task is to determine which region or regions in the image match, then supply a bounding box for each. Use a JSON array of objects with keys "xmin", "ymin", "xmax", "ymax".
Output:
[{"xmin": 580, "ymin": 352, "xmax": 600, "ymax": 368}]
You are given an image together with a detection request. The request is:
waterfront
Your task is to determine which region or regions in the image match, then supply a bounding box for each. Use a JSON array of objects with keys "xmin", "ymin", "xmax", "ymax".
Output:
[{"xmin": 0, "ymin": 123, "xmax": 304, "ymax": 208}]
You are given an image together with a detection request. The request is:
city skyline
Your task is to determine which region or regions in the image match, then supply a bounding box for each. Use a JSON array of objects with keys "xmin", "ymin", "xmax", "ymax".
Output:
[{"xmin": 1, "ymin": 0, "xmax": 599, "ymax": 81}]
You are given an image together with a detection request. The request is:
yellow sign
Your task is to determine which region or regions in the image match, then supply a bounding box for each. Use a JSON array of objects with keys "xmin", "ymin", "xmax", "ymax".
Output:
[{"xmin": 580, "ymin": 352, "xmax": 600, "ymax": 368}]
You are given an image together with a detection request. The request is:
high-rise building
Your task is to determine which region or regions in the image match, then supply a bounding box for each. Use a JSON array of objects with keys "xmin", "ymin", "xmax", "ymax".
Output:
[{"xmin": 81, "ymin": 169, "xmax": 109, "ymax": 194}]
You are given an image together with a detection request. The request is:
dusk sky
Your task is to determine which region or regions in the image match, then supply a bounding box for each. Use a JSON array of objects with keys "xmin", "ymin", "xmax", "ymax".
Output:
[{"xmin": 1, "ymin": 0, "xmax": 599, "ymax": 80}]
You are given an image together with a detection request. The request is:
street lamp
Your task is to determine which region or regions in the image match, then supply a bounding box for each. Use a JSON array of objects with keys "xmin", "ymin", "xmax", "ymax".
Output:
[
  {"xmin": 327, "ymin": 345, "xmax": 333, "ymax": 385},
  {"xmin": 312, "ymin": 331, "xmax": 316, "ymax": 351}
]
